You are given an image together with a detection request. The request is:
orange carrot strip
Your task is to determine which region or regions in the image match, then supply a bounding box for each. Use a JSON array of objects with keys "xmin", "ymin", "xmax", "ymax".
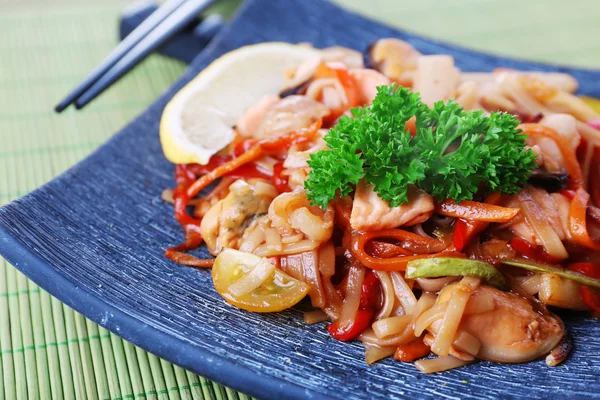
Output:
[
  {"xmin": 186, "ymin": 121, "xmax": 322, "ymax": 198},
  {"xmin": 351, "ymin": 230, "xmax": 464, "ymax": 271},
  {"xmin": 437, "ymin": 199, "xmax": 520, "ymax": 223},
  {"xmin": 394, "ymin": 339, "xmax": 431, "ymax": 362},
  {"xmin": 569, "ymin": 188, "xmax": 600, "ymax": 250},
  {"xmin": 451, "ymin": 193, "xmax": 505, "ymax": 252},
  {"xmin": 186, "ymin": 145, "xmax": 264, "ymax": 198}
]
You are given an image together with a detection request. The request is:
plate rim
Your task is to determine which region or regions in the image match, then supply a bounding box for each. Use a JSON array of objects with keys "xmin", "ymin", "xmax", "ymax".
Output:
[{"xmin": 1, "ymin": 0, "xmax": 600, "ymax": 398}]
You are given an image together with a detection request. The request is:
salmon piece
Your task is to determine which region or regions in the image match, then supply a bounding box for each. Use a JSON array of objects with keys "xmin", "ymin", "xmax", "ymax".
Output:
[{"xmin": 350, "ymin": 181, "xmax": 434, "ymax": 231}]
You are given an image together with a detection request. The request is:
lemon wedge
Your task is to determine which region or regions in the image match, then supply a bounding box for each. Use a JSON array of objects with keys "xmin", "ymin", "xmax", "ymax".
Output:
[{"xmin": 159, "ymin": 42, "xmax": 321, "ymax": 165}]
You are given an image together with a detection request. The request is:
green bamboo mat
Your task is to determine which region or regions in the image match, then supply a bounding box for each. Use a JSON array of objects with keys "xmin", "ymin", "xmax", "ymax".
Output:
[{"xmin": 1, "ymin": 1, "xmax": 599, "ymax": 399}]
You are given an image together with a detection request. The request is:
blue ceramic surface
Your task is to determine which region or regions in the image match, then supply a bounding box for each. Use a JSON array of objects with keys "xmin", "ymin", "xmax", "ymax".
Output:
[{"xmin": 2, "ymin": 0, "xmax": 600, "ymax": 398}]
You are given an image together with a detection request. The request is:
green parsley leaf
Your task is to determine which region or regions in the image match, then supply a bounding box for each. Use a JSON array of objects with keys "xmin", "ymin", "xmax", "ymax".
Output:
[{"xmin": 305, "ymin": 84, "xmax": 536, "ymax": 208}]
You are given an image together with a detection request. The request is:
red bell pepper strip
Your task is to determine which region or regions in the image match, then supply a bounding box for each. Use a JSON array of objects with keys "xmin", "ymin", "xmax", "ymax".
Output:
[
  {"xmin": 451, "ymin": 193, "xmax": 504, "ymax": 252},
  {"xmin": 326, "ymin": 309, "xmax": 374, "ymax": 341},
  {"xmin": 509, "ymin": 237, "xmax": 563, "ymax": 265},
  {"xmin": 568, "ymin": 262, "xmax": 600, "ymax": 312},
  {"xmin": 359, "ymin": 271, "xmax": 381, "ymax": 310}
]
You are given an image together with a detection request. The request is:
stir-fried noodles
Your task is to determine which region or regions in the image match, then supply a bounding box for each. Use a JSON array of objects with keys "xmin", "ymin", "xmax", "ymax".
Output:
[{"xmin": 162, "ymin": 39, "xmax": 600, "ymax": 372}]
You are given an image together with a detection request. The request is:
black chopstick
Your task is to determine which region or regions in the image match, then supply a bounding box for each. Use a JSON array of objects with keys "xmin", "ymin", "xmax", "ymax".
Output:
[
  {"xmin": 55, "ymin": 0, "xmax": 188, "ymax": 113},
  {"xmin": 73, "ymin": 0, "xmax": 217, "ymax": 110}
]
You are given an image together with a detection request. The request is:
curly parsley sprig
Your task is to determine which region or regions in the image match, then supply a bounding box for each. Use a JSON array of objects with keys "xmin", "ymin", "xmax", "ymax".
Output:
[{"xmin": 305, "ymin": 84, "xmax": 537, "ymax": 208}]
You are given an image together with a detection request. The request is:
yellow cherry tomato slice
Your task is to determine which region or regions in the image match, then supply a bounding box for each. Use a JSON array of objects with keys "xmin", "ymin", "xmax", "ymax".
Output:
[{"xmin": 212, "ymin": 249, "xmax": 310, "ymax": 312}]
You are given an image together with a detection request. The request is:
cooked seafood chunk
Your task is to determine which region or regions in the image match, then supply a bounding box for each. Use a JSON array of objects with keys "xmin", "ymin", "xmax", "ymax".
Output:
[{"xmin": 351, "ymin": 181, "xmax": 434, "ymax": 231}]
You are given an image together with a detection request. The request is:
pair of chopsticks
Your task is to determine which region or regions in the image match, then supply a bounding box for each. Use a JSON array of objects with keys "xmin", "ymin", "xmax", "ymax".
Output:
[{"xmin": 55, "ymin": 0, "xmax": 217, "ymax": 113}]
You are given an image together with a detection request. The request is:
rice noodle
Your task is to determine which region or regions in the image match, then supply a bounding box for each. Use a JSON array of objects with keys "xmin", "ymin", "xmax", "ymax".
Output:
[
  {"xmin": 414, "ymin": 302, "xmax": 448, "ymax": 336},
  {"xmin": 390, "ymin": 272, "xmax": 418, "ymax": 315},
  {"xmin": 303, "ymin": 309, "xmax": 330, "ymax": 325},
  {"xmin": 372, "ymin": 315, "xmax": 413, "ymax": 339},
  {"xmin": 301, "ymin": 250, "xmax": 326, "ymax": 307},
  {"xmin": 431, "ymin": 277, "xmax": 480, "ymax": 357},
  {"xmin": 254, "ymin": 239, "xmax": 320, "ymax": 257},
  {"xmin": 228, "ymin": 258, "xmax": 275, "ymax": 297},
  {"xmin": 452, "ymin": 331, "xmax": 481, "ymax": 356},
  {"xmin": 318, "ymin": 241, "xmax": 336, "ymax": 277},
  {"xmin": 415, "ymin": 277, "xmax": 458, "ymax": 292},
  {"xmin": 281, "ymin": 233, "xmax": 305, "ymax": 244},
  {"xmin": 373, "ymin": 271, "xmax": 395, "ymax": 320},
  {"xmin": 264, "ymin": 227, "xmax": 283, "ymax": 252},
  {"xmin": 359, "ymin": 326, "xmax": 415, "ymax": 347},
  {"xmin": 363, "ymin": 342, "xmax": 397, "ymax": 365},
  {"xmin": 518, "ymin": 188, "xmax": 569, "ymax": 259},
  {"xmin": 337, "ymin": 264, "xmax": 366, "ymax": 328},
  {"xmin": 414, "ymin": 356, "xmax": 470, "ymax": 374},
  {"xmin": 414, "ymin": 293, "xmax": 437, "ymax": 320}
]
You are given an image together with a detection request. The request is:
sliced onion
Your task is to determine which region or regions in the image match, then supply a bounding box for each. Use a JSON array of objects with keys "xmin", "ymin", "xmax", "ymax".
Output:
[
  {"xmin": 228, "ymin": 258, "xmax": 275, "ymax": 297},
  {"xmin": 363, "ymin": 342, "xmax": 397, "ymax": 365},
  {"xmin": 414, "ymin": 302, "xmax": 448, "ymax": 337},
  {"xmin": 518, "ymin": 187, "xmax": 568, "ymax": 259},
  {"xmin": 415, "ymin": 277, "xmax": 458, "ymax": 292},
  {"xmin": 372, "ymin": 315, "xmax": 413, "ymax": 339},
  {"xmin": 390, "ymin": 272, "xmax": 417, "ymax": 315}
]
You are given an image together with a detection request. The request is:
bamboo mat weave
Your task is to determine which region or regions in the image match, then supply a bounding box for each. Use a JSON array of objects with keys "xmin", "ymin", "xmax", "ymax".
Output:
[{"xmin": 1, "ymin": 1, "xmax": 599, "ymax": 399}]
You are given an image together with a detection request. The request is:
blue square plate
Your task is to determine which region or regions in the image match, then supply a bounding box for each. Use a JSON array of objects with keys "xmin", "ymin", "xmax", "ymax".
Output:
[{"xmin": 2, "ymin": 0, "xmax": 600, "ymax": 398}]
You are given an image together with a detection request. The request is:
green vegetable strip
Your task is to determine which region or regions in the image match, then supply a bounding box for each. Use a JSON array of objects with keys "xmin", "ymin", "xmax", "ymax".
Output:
[
  {"xmin": 305, "ymin": 84, "xmax": 537, "ymax": 208},
  {"xmin": 406, "ymin": 257, "xmax": 507, "ymax": 289}
]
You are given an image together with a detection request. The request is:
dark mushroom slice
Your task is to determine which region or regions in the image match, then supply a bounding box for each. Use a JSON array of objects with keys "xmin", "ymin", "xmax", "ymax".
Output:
[{"xmin": 527, "ymin": 169, "xmax": 569, "ymax": 192}]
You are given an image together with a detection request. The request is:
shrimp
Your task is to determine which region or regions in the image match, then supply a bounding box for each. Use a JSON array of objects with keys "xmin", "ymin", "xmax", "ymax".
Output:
[
  {"xmin": 368, "ymin": 38, "xmax": 421, "ymax": 87},
  {"xmin": 349, "ymin": 68, "xmax": 391, "ymax": 105},
  {"xmin": 200, "ymin": 179, "xmax": 278, "ymax": 255},
  {"xmin": 268, "ymin": 189, "xmax": 334, "ymax": 242},
  {"xmin": 350, "ymin": 181, "xmax": 434, "ymax": 231}
]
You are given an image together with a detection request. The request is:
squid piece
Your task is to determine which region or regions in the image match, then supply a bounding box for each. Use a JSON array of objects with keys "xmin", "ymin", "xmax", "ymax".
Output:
[
  {"xmin": 200, "ymin": 179, "xmax": 278, "ymax": 255},
  {"xmin": 350, "ymin": 181, "xmax": 434, "ymax": 231},
  {"xmin": 434, "ymin": 284, "xmax": 564, "ymax": 363},
  {"xmin": 254, "ymin": 95, "xmax": 329, "ymax": 139},
  {"xmin": 412, "ymin": 55, "xmax": 460, "ymax": 106},
  {"xmin": 236, "ymin": 95, "xmax": 280, "ymax": 137}
]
